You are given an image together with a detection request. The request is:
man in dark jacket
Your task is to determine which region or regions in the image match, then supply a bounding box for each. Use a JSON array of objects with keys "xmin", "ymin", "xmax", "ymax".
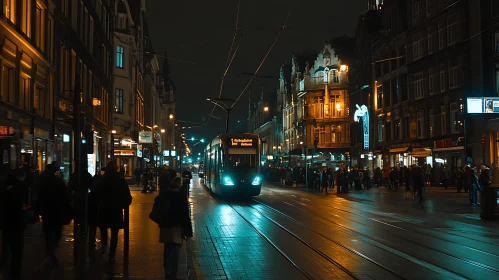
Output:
[
  {"xmin": 36, "ymin": 164, "xmax": 71, "ymax": 268},
  {"xmin": 95, "ymin": 161, "xmax": 132, "ymax": 263},
  {"xmin": 0, "ymin": 168, "xmax": 28, "ymax": 280},
  {"xmin": 158, "ymin": 177, "xmax": 193, "ymax": 280}
]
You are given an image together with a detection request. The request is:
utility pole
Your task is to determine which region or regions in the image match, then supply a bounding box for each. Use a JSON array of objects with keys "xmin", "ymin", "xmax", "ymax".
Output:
[{"xmin": 206, "ymin": 98, "xmax": 235, "ymax": 133}]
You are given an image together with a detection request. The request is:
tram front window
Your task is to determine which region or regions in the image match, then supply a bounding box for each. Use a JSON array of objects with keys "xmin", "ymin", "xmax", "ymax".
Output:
[{"xmin": 227, "ymin": 154, "xmax": 257, "ymax": 171}]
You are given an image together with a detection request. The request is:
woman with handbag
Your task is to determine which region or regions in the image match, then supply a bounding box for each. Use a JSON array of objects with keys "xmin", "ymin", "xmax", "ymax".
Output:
[{"xmin": 153, "ymin": 176, "xmax": 193, "ymax": 280}]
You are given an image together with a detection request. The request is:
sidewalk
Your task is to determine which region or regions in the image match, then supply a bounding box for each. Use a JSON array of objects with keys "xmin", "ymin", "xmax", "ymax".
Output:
[{"xmin": 0, "ymin": 191, "xmax": 194, "ymax": 280}]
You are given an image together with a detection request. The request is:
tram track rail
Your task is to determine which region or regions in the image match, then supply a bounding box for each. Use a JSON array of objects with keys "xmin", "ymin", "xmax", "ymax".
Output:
[
  {"xmin": 260, "ymin": 194, "xmax": 499, "ymax": 278},
  {"xmin": 225, "ymin": 202, "xmax": 359, "ymax": 280},
  {"xmin": 288, "ymin": 195, "xmax": 499, "ymax": 261},
  {"xmin": 251, "ymin": 198, "xmax": 465, "ymax": 280}
]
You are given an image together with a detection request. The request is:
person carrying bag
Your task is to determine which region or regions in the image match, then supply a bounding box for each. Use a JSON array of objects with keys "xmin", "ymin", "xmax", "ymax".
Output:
[{"xmin": 150, "ymin": 176, "xmax": 193, "ymax": 280}]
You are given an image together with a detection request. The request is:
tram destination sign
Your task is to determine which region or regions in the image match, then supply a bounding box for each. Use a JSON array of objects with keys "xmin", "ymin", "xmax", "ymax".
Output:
[
  {"xmin": 467, "ymin": 97, "xmax": 499, "ymax": 114},
  {"xmin": 229, "ymin": 138, "xmax": 256, "ymax": 147}
]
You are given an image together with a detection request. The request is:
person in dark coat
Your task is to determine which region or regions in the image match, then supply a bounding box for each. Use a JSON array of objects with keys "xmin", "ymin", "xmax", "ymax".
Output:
[
  {"xmin": 0, "ymin": 168, "xmax": 28, "ymax": 280},
  {"xmin": 158, "ymin": 177, "xmax": 193, "ymax": 280},
  {"xmin": 36, "ymin": 164, "xmax": 71, "ymax": 268},
  {"xmin": 95, "ymin": 161, "xmax": 132, "ymax": 263}
]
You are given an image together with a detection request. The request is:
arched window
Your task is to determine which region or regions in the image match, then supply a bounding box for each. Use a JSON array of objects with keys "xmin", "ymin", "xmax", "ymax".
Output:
[{"xmin": 329, "ymin": 70, "xmax": 339, "ymax": 83}]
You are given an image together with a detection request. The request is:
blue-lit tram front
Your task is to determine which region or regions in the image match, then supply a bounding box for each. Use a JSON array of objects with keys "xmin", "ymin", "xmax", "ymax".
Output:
[{"xmin": 201, "ymin": 133, "xmax": 262, "ymax": 196}]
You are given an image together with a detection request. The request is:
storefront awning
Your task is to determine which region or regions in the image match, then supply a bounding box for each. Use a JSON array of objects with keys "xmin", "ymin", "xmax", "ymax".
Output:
[
  {"xmin": 433, "ymin": 146, "xmax": 464, "ymax": 152},
  {"xmin": 410, "ymin": 148, "xmax": 432, "ymax": 158},
  {"xmin": 389, "ymin": 147, "xmax": 409, "ymax": 153},
  {"xmin": 373, "ymin": 150, "xmax": 382, "ymax": 154}
]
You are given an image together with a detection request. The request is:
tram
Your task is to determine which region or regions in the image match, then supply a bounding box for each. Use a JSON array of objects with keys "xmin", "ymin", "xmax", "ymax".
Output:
[{"xmin": 202, "ymin": 133, "xmax": 262, "ymax": 196}]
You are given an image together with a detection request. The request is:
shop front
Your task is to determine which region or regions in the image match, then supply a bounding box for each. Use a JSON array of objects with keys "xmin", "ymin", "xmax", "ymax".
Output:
[
  {"xmin": 34, "ymin": 126, "xmax": 53, "ymax": 173},
  {"xmin": 53, "ymin": 126, "xmax": 72, "ymax": 182},
  {"xmin": 387, "ymin": 146, "xmax": 410, "ymax": 167},
  {"xmin": 114, "ymin": 148, "xmax": 136, "ymax": 177},
  {"xmin": 0, "ymin": 126, "xmax": 19, "ymax": 169},
  {"xmin": 409, "ymin": 147, "xmax": 432, "ymax": 166},
  {"xmin": 432, "ymin": 138, "xmax": 464, "ymax": 171}
]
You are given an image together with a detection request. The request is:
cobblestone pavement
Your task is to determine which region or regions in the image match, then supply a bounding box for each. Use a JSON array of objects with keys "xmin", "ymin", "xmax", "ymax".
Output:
[{"xmin": 2, "ymin": 178, "xmax": 499, "ymax": 279}]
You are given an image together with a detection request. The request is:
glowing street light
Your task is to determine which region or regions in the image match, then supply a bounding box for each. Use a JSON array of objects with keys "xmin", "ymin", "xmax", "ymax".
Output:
[
  {"xmin": 263, "ymin": 106, "xmax": 269, "ymax": 112},
  {"xmin": 161, "ymin": 129, "xmax": 166, "ymax": 133},
  {"xmin": 169, "ymin": 114, "xmax": 174, "ymax": 119},
  {"xmin": 111, "ymin": 130, "xmax": 117, "ymax": 134}
]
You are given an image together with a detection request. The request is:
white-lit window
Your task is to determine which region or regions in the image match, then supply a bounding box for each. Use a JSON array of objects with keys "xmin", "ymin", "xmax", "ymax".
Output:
[
  {"xmin": 417, "ymin": 111, "xmax": 425, "ymax": 138},
  {"xmin": 414, "ymin": 72, "xmax": 424, "ymax": 99},
  {"xmin": 22, "ymin": 0, "xmax": 31, "ymax": 37},
  {"xmin": 440, "ymin": 64, "xmax": 446, "ymax": 92},
  {"xmin": 116, "ymin": 46, "xmax": 124, "ymax": 68},
  {"xmin": 441, "ymin": 105, "xmax": 447, "ymax": 135},
  {"xmin": 448, "ymin": 64, "xmax": 458, "ymax": 89},
  {"xmin": 4, "ymin": 0, "xmax": 15, "ymax": 23},
  {"xmin": 447, "ymin": 14, "xmax": 458, "ymax": 45},
  {"xmin": 413, "ymin": 35, "xmax": 423, "ymax": 60},
  {"xmin": 450, "ymin": 103, "xmax": 459, "ymax": 133},
  {"xmin": 429, "ymin": 109, "xmax": 435, "ymax": 137}
]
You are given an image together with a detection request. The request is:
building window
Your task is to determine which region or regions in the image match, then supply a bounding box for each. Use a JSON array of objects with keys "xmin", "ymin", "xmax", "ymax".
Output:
[
  {"xmin": 428, "ymin": 32, "xmax": 433, "ymax": 54},
  {"xmin": 61, "ymin": 0, "xmax": 68, "ymax": 17},
  {"xmin": 330, "ymin": 70, "xmax": 339, "ymax": 83},
  {"xmin": 34, "ymin": 86, "xmax": 45, "ymax": 116},
  {"xmin": 21, "ymin": 0, "xmax": 31, "ymax": 37},
  {"xmin": 448, "ymin": 64, "xmax": 458, "ymax": 89},
  {"xmin": 412, "ymin": 1, "xmax": 421, "ymax": 25},
  {"xmin": 429, "ymin": 109, "xmax": 435, "ymax": 137},
  {"xmin": 1, "ymin": 65, "xmax": 15, "ymax": 103},
  {"xmin": 392, "ymin": 78, "xmax": 399, "ymax": 105},
  {"xmin": 417, "ymin": 111, "xmax": 425, "ymax": 138},
  {"xmin": 319, "ymin": 126, "xmax": 328, "ymax": 144},
  {"xmin": 20, "ymin": 76, "xmax": 30, "ymax": 111},
  {"xmin": 400, "ymin": 74, "xmax": 408, "ymax": 102},
  {"xmin": 114, "ymin": 89, "xmax": 123, "ymax": 113},
  {"xmin": 35, "ymin": 4, "xmax": 45, "ymax": 51},
  {"xmin": 450, "ymin": 103, "xmax": 459, "ymax": 133},
  {"xmin": 414, "ymin": 72, "xmax": 424, "ymax": 99},
  {"xmin": 377, "ymin": 84, "xmax": 384, "ymax": 109},
  {"xmin": 441, "ymin": 105, "xmax": 447, "ymax": 135},
  {"xmin": 116, "ymin": 46, "xmax": 124, "ymax": 68},
  {"xmin": 395, "ymin": 119, "xmax": 401, "ymax": 140},
  {"xmin": 378, "ymin": 120, "xmax": 383, "ymax": 142},
  {"xmin": 413, "ymin": 35, "xmax": 423, "ymax": 60},
  {"xmin": 438, "ymin": 21, "xmax": 445, "ymax": 50},
  {"xmin": 89, "ymin": 17, "xmax": 94, "ymax": 53},
  {"xmin": 495, "ymin": 30, "xmax": 499, "ymax": 53},
  {"xmin": 496, "ymin": 64, "xmax": 499, "ymax": 95},
  {"xmin": 440, "ymin": 65, "xmax": 446, "ymax": 92},
  {"xmin": 4, "ymin": 0, "xmax": 15, "ymax": 23},
  {"xmin": 385, "ymin": 122, "xmax": 392, "ymax": 141},
  {"xmin": 429, "ymin": 69, "xmax": 435, "ymax": 95},
  {"xmin": 47, "ymin": 17, "xmax": 54, "ymax": 61},
  {"xmin": 402, "ymin": 117, "xmax": 410, "ymax": 139},
  {"xmin": 447, "ymin": 14, "xmax": 458, "ymax": 45}
]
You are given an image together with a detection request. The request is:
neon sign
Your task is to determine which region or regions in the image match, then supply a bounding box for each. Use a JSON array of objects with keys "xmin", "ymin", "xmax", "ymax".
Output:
[
  {"xmin": 230, "ymin": 138, "xmax": 255, "ymax": 147},
  {"xmin": 354, "ymin": 104, "xmax": 369, "ymax": 150}
]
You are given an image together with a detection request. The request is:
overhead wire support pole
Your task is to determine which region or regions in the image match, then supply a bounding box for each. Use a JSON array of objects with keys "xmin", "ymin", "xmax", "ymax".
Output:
[{"xmin": 207, "ymin": 98, "xmax": 235, "ymax": 133}]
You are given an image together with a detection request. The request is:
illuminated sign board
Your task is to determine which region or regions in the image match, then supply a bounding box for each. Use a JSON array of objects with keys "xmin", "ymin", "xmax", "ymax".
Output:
[
  {"xmin": 0, "ymin": 126, "xmax": 11, "ymax": 136},
  {"xmin": 114, "ymin": 149, "xmax": 135, "ymax": 156},
  {"xmin": 138, "ymin": 131, "xmax": 153, "ymax": 143},
  {"xmin": 467, "ymin": 97, "xmax": 499, "ymax": 114},
  {"xmin": 229, "ymin": 138, "xmax": 256, "ymax": 147},
  {"xmin": 353, "ymin": 104, "xmax": 369, "ymax": 150}
]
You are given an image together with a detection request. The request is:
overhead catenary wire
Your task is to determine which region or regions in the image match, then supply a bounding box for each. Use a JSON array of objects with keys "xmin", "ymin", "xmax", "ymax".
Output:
[
  {"xmin": 205, "ymin": 0, "xmax": 242, "ymax": 126},
  {"xmin": 231, "ymin": 10, "xmax": 291, "ymax": 109}
]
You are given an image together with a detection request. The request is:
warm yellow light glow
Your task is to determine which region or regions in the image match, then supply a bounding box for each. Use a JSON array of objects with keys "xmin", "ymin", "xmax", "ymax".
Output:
[
  {"xmin": 161, "ymin": 129, "xmax": 166, "ymax": 133},
  {"xmin": 300, "ymin": 141, "xmax": 304, "ymax": 145},
  {"xmin": 169, "ymin": 114, "xmax": 174, "ymax": 119},
  {"xmin": 111, "ymin": 130, "xmax": 117, "ymax": 134},
  {"xmin": 153, "ymin": 125, "xmax": 158, "ymax": 128},
  {"xmin": 92, "ymin": 98, "xmax": 101, "ymax": 106},
  {"xmin": 263, "ymin": 106, "xmax": 269, "ymax": 112},
  {"xmin": 336, "ymin": 103, "xmax": 341, "ymax": 111},
  {"xmin": 340, "ymin": 65, "xmax": 347, "ymax": 71}
]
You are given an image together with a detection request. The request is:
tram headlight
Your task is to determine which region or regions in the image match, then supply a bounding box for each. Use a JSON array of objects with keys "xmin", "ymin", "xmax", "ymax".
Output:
[
  {"xmin": 223, "ymin": 176, "xmax": 234, "ymax": 186},
  {"xmin": 252, "ymin": 176, "xmax": 261, "ymax": 185}
]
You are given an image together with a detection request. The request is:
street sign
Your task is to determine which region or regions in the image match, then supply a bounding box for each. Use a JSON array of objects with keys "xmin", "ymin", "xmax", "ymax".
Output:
[{"xmin": 138, "ymin": 131, "xmax": 153, "ymax": 143}]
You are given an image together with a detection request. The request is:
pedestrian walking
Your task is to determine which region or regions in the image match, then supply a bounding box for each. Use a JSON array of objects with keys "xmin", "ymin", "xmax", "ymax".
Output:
[
  {"xmin": 0, "ymin": 168, "xmax": 29, "ymax": 280},
  {"xmin": 36, "ymin": 164, "xmax": 72, "ymax": 269},
  {"xmin": 151, "ymin": 176, "xmax": 193, "ymax": 280},
  {"xmin": 95, "ymin": 161, "xmax": 132, "ymax": 264}
]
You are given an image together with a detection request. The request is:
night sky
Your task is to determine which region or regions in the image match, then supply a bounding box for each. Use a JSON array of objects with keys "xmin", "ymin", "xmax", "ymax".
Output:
[{"xmin": 146, "ymin": 0, "xmax": 366, "ymax": 151}]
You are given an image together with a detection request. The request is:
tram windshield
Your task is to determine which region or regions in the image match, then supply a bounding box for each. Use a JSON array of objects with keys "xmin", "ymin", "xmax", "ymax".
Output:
[{"xmin": 227, "ymin": 154, "xmax": 257, "ymax": 171}]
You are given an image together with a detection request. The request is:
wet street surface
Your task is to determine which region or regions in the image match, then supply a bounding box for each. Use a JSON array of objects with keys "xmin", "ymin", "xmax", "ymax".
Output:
[{"xmin": 2, "ymin": 177, "xmax": 499, "ymax": 279}]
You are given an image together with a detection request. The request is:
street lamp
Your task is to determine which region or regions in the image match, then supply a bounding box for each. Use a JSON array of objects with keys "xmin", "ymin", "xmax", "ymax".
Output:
[
  {"xmin": 161, "ymin": 129, "xmax": 166, "ymax": 133},
  {"xmin": 169, "ymin": 114, "xmax": 174, "ymax": 119},
  {"xmin": 111, "ymin": 130, "xmax": 117, "ymax": 134},
  {"xmin": 263, "ymin": 106, "xmax": 269, "ymax": 112}
]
